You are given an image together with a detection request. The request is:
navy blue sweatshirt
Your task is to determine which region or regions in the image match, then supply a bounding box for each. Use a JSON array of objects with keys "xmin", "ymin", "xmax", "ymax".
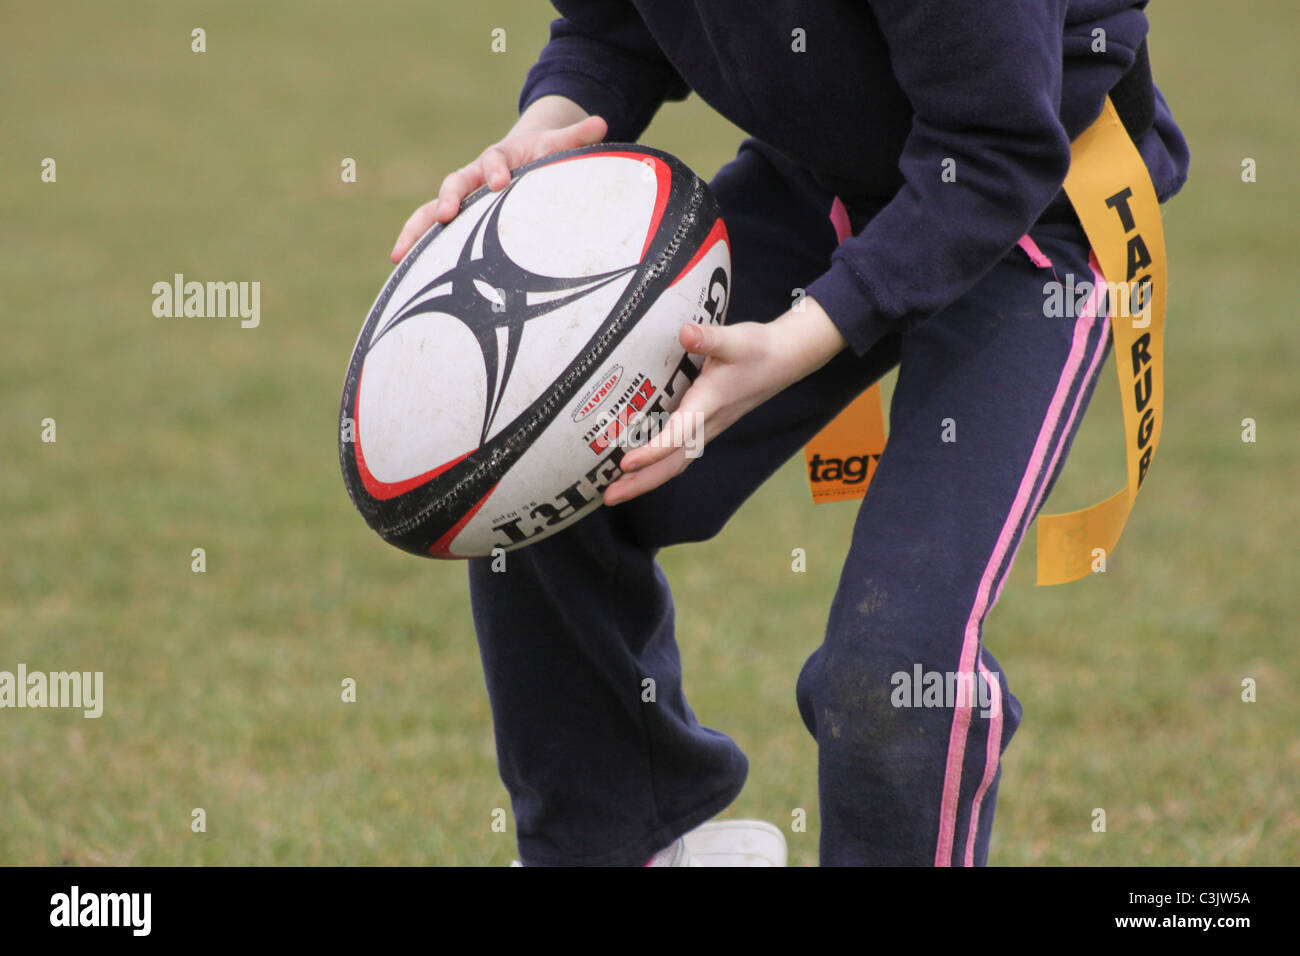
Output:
[{"xmin": 519, "ymin": 0, "xmax": 1190, "ymax": 355}]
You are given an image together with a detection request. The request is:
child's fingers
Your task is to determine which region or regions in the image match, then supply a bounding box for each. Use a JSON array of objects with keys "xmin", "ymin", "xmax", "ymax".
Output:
[
  {"xmin": 390, "ymin": 199, "xmax": 441, "ymax": 262},
  {"xmin": 390, "ymin": 118, "xmax": 607, "ymax": 264},
  {"xmin": 620, "ymin": 403, "xmax": 698, "ymax": 471},
  {"xmin": 619, "ymin": 432, "xmax": 677, "ymax": 473},
  {"xmin": 545, "ymin": 115, "xmax": 608, "ymax": 154},
  {"xmin": 390, "ymin": 160, "xmax": 488, "ymax": 262},
  {"xmin": 573, "ymin": 115, "xmax": 609, "ymax": 144},
  {"xmin": 681, "ymin": 321, "xmax": 744, "ymax": 361},
  {"xmin": 480, "ymin": 146, "xmax": 514, "ymax": 191},
  {"xmin": 603, "ymin": 447, "xmax": 687, "ymax": 506},
  {"xmin": 434, "ymin": 163, "xmax": 487, "ymax": 220}
]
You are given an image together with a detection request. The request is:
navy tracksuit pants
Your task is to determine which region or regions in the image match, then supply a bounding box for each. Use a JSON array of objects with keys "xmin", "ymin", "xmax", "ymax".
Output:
[{"xmin": 468, "ymin": 139, "xmax": 1113, "ymax": 866}]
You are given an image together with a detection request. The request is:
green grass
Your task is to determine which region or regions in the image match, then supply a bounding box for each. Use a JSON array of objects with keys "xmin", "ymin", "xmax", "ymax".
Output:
[{"xmin": 1, "ymin": 0, "xmax": 1296, "ymax": 866}]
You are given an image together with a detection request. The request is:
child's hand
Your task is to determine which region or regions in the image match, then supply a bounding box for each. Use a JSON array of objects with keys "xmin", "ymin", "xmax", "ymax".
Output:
[
  {"xmin": 390, "ymin": 105, "xmax": 607, "ymax": 263},
  {"xmin": 603, "ymin": 299, "xmax": 848, "ymax": 506}
]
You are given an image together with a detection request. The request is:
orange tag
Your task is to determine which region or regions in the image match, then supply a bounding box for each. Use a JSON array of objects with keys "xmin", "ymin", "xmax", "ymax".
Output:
[{"xmin": 803, "ymin": 382, "xmax": 886, "ymax": 502}]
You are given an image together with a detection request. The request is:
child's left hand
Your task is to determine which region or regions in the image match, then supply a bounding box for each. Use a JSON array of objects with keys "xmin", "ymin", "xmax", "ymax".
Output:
[{"xmin": 603, "ymin": 298, "xmax": 847, "ymax": 506}]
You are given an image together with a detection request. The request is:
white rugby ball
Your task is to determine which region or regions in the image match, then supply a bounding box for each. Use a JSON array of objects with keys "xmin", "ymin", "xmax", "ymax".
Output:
[{"xmin": 339, "ymin": 145, "xmax": 731, "ymax": 558}]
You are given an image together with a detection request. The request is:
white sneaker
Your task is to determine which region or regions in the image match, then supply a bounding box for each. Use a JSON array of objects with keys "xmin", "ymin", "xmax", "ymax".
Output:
[
  {"xmin": 680, "ymin": 819, "xmax": 787, "ymax": 867},
  {"xmin": 510, "ymin": 818, "xmax": 788, "ymax": 867}
]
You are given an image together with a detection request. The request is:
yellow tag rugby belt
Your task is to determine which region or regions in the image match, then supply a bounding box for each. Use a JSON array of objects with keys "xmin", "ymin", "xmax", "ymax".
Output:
[{"xmin": 804, "ymin": 51, "xmax": 1167, "ymax": 587}]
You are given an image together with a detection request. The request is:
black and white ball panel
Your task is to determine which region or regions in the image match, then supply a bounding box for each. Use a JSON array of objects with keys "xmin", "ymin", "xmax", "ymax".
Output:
[{"xmin": 339, "ymin": 145, "xmax": 730, "ymax": 558}]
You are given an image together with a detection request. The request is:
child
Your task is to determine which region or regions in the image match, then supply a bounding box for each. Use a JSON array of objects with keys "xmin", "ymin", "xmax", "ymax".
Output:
[{"xmin": 391, "ymin": 0, "xmax": 1189, "ymax": 866}]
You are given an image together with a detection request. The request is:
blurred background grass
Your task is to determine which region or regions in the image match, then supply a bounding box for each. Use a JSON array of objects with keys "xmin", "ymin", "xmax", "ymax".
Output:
[{"xmin": 0, "ymin": 0, "xmax": 1295, "ymax": 865}]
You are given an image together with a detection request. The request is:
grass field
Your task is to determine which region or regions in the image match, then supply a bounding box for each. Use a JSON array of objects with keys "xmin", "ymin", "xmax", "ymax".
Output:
[{"xmin": 1, "ymin": 1, "xmax": 1296, "ymax": 866}]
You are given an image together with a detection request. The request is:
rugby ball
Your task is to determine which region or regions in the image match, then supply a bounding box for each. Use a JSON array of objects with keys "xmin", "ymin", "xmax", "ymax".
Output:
[{"xmin": 339, "ymin": 144, "xmax": 731, "ymax": 558}]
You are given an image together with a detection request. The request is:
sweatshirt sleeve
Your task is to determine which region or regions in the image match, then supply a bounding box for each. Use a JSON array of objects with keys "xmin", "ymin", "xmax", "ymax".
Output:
[
  {"xmin": 805, "ymin": 0, "xmax": 1073, "ymax": 355},
  {"xmin": 519, "ymin": 2, "xmax": 690, "ymax": 143}
]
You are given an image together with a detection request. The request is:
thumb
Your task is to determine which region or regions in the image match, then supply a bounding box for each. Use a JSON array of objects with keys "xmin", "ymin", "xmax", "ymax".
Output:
[
  {"xmin": 547, "ymin": 115, "xmax": 608, "ymax": 153},
  {"xmin": 680, "ymin": 322, "xmax": 739, "ymax": 361},
  {"xmin": 571, "ymin": 114, "xmax": 608, "ymax": 145}
]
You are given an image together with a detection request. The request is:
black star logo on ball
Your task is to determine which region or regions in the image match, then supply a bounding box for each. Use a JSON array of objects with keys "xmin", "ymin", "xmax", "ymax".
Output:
[{"xmin": 370, "ymin": 180, "xmax": 638, "ymax": 444}]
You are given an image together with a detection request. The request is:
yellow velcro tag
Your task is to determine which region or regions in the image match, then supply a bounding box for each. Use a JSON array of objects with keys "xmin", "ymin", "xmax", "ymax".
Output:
[{"xmin": 1036, "ymin": 96, "xmax": 1167, "ymax": 585}]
